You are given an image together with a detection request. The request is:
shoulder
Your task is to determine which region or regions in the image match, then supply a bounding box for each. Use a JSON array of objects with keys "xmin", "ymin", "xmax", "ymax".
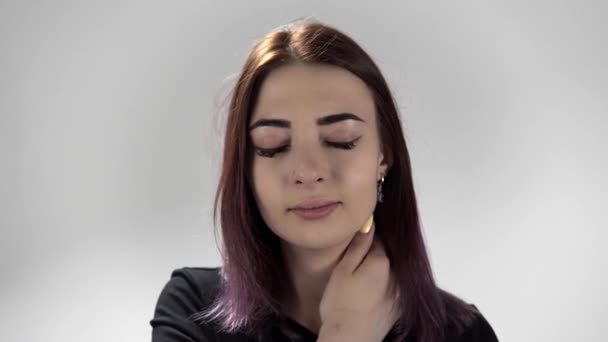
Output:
[
  {"xmin": 150, "ymin": 266, "xmax": 231, "ymax": 341},
  {"xmin": 448, "ymin": 305, "xmax": 499, "ymax": 342},
  {"xmin": 167, "ymin": 267, "xmax": 222, "ymax": 301},
  {"xmin": 157, "ymin": 266, "xmax": 223, "ymax": 312}
]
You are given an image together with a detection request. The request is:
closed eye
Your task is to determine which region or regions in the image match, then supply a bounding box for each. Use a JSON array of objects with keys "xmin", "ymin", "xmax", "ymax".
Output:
[{"xmin": 254, "ymin": 136, "xmax": 362, "ymax": 158}]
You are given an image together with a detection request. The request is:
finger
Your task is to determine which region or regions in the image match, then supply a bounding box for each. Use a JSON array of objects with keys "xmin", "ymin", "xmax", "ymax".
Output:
[
  {"xmin": 389, "ymin": 270, "xmax": 399, "ymax": 296},
  {"xmin": 389, "ymin": 297, "xmax": 402, "ymax": 327},
  {"xmin": 357, "ymin": 238, "xmax": 390, "ymax": 273},
  {"xmin": 366, "ymin": 238, "xmax": 387, "ymax": 258},
  {"xmin": 338, "ymin": 214, "xmax": 376, "ymax": 273}
]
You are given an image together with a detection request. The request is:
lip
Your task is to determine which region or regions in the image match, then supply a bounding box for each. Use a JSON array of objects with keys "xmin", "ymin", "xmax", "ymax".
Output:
[
  {"xmin": 291, "ymin": 199, "xmax": 340, "ymax": 210},
  {"xmin": 290, "ymin": 202, "xmax": 340, "ymax": 220}
]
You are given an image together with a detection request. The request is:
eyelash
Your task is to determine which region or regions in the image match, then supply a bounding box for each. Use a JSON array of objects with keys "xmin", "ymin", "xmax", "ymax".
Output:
[{"xmin": 254, "ymin": 137, "xmax": 361, "ymax": 158}]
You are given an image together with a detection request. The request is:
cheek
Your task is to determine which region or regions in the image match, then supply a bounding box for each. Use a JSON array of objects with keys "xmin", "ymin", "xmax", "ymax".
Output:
[
  {"xmin": 251, "ymin": 162, "xmax": 282, "ymax": 216},
  {"xmin": 334, "ymin": 151, "xmax": 376, "ymax": 181},
  {"xmin": 334, "ymin": 154, "xmax": 378, "ymax": 205}
]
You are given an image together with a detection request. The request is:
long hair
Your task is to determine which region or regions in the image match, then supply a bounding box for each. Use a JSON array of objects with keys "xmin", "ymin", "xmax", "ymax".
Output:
[{"xmin": 194, "ymin": 18, "xmax": 478, "ymax": 342}]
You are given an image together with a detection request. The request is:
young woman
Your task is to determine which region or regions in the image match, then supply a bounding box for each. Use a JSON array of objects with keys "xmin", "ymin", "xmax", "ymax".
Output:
[{"xmin": 151, "ymin": 19, "xmax": 499, "ymax": 342}]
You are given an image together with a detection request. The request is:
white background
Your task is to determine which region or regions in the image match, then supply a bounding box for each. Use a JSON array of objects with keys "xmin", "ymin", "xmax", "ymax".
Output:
[{"xmin": 1, "ymin": 1, "xmax": 606, "ymax": 341}]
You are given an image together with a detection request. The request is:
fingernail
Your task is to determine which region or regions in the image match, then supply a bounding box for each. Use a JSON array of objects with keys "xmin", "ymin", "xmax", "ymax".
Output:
[{"xmin": 359, "ymin": 214, "xmax": 374, "ymax": 234}]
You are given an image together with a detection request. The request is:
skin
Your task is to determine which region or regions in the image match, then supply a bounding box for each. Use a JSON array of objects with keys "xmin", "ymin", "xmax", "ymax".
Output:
[{"xmin": 248, "ymin": 62, "xmax": 388, "ymax": 335}]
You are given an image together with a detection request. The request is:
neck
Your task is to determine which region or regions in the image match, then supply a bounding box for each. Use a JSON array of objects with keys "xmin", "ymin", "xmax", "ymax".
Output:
[{"xmin": 280, "ymin": 238, "xmax": 352, "ymax": 335}]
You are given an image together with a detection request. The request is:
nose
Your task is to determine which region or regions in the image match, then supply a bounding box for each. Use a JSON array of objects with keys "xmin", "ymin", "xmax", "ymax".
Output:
[
  {"xmin": 289, "ymin": 145, "xmax": 329, "ymax": 188},
  {"xmin": 294, "ymin": 172, "xmax": 324, "ymax": 186}
]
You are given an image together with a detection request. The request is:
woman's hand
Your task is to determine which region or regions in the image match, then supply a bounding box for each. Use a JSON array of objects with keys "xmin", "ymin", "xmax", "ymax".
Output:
[{"xmin": 318, "ymin": 215, "xmax": 401, "ymax": 342}]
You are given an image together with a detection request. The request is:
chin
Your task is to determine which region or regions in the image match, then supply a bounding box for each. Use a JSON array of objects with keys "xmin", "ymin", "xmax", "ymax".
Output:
[{"xmin": 278, "ymin": 225, "xmax": 354, "ymax": 251}]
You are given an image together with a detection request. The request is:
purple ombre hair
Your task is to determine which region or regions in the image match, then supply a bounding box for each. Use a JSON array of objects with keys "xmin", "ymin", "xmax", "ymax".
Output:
[{"xmin": 193, "ymin": 19, "xmax": 478, "ymax": 342}]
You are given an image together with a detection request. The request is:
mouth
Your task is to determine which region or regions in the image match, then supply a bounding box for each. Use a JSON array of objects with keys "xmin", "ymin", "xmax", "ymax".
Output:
[
  {"xmin": 289, "ymin": 202, "xmax": 341, "ymax": 220},
  {"xmin": 289, "ymin": 199, "xmax": 341, "ymax": 211},
  {"xmin": 290, "ymin": 203, "xmax": 339, "ymax": 210}
]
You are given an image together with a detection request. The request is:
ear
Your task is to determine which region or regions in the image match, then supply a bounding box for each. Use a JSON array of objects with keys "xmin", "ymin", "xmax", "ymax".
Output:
[{"xmin": 378, "ymin": 151, "xmax": 388, "ymax": 178}]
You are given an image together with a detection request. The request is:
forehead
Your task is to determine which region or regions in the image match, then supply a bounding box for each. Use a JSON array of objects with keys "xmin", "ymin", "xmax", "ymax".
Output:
[{"xmin": 251, "ymin": 63, "xmax": 375, "ymax": 121}]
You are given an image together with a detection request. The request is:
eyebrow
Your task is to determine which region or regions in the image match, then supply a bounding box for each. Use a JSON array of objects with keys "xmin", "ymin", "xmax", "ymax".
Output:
[{"xmin": 248, "ymin": 112, "xmax": 365, "ymax": 131}]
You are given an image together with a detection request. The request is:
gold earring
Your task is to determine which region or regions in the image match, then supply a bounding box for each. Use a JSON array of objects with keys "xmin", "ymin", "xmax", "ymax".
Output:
[{"xmin": 359, "ymin": 214, "xmax": 374, "ymax": 234}]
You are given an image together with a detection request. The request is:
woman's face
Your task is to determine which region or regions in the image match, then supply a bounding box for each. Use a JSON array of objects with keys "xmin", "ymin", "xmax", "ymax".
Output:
[{"xmin": 248, "ymin": 63, "xmax": 388, "ymax": 250}]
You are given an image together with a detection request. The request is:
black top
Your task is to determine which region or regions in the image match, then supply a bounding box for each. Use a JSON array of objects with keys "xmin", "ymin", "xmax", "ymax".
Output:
[{"xmin": 150, "ymin": 267, "xmax": 499, "ymax": 342}]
